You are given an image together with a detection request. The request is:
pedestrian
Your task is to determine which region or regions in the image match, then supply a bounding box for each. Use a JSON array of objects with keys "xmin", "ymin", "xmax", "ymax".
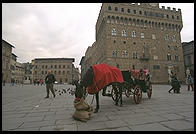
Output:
[
  {"xmin": 40, "ymin": 79, "xmax": 43, "ymax": 86},
  {"xmin": 168, "ymin": 73, "xmax": 180, "ymax": 93},
  {"xmin": 138, "ymin": 69, "xmax": 146, "ymax": 92},
  {"xmin": 45, "ymin": 70, "xmax": 56, "ymax": 98},
  {"xmin": 33, "ymin": 79, "xmax": 36, "ymax": 85},
  {"xmin": 187, "ymin": 74, "xmax": 194, "ymax": 91}
]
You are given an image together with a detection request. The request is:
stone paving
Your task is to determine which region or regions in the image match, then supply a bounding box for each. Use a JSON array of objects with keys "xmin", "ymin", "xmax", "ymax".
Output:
[{"xmin": 2, "ymin": 83, "xmax": 194, "ymax": 131}]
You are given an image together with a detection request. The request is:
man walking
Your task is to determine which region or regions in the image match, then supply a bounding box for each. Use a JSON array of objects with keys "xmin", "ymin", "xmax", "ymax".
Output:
[{"xmin": 45, "ymin": 70, "xmax": 56, "ymax": 98}]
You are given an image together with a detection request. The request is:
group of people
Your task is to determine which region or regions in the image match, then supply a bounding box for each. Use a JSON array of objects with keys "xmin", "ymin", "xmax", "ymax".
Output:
[
  {"xmin": 168, "ymin": 71, "xmax": 194, "ymax": 93},
  {"xmin": 33, "ymin": 79, "xmax": 44, "ymax": 86}
]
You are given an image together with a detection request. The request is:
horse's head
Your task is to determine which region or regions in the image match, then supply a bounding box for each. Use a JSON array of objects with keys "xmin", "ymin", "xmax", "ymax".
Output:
[{"xmin": 73, "ymin": 81, "xmax": 86, "ymax": 99}]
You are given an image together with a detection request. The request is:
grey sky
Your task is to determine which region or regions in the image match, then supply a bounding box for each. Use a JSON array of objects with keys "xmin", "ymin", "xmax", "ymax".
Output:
[{"xmin": 2, "ymin": 3, "xmax": 194, "ymax": 68}]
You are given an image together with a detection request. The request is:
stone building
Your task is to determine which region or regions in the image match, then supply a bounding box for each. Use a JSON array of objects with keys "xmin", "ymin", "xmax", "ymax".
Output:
[
  {"xmin": 32, "ymin": 58, "xmax": 75, "ymax": 84},
  {"xmin": 182, "ymin": 40, "xmax": 194, "ymax": 77},
  {"xmin": 72, "ymin": 64, "xmax": 80, "ymax": 82},
  {"xmin": 80, "ymin": 3, "xmax": 185, "ymax": 84},
  {"xmin": 10, "ymin": 53, "xmax": 25, "ymax": 84},
  {"xmin": 2, "ymin": 39, "xmax": 15, "ymax": 83}
]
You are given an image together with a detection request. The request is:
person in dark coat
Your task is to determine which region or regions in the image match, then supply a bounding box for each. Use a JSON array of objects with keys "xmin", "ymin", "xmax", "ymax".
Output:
[
  {"xmin": 45, "ymin": 70, "xmax": 56, "ymax": 98},
  {"xmin": 169, "ymin": 73, "xmax": 181, "ymax": 93}
]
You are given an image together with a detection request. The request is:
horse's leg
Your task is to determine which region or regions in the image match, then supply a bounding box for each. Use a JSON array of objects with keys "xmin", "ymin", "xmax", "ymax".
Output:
[
  {"xmin": 94, "ymin": 92, "xmax": 99, "ymax": 113},
  {"xmin": 119, "ymin": 84, "xmax": 123, "ymax": 107},
  {"xmin": 114, "ymin": 84, "xmax": 118, "ymax": 106},
  {"xmin": 102, "ymin": 87, "xmax": 106, "ymax": 96}
]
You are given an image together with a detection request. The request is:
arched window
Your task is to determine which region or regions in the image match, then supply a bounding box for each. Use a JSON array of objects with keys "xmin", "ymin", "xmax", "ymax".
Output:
[
  {"xmin": 112, "ymin": 28, "xmax": 117, "ymax": 36},
  {"xmin": 121, "ymin": 30, "xmax": 127, "ymax": 37},
  {"xmin": 132, "ymin": 31, "xmax": 136, "ymax": 37}
]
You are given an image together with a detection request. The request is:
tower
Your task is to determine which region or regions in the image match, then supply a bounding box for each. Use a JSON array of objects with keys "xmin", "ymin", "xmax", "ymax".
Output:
[{"xmin": 83, "ymin": 3, "xmax": 185, "ymax": 83}]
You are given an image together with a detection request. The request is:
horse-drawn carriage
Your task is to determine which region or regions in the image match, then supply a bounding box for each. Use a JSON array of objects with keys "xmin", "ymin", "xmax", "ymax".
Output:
[
  {"xmin": 110, "ymin": 69, "xmax": 152, "ymax": 104},
  {"xmin": 74, "ymin": 64, "xmax": 152, "ymax": 113}
]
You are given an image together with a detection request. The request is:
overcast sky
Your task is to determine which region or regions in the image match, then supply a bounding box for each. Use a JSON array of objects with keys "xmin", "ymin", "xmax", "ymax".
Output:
[{"xmin": 2, "ymin": 3, "xmax": 194, "ymax": 68}]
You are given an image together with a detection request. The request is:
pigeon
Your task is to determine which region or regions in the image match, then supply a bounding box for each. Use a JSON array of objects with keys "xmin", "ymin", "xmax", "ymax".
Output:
[
  {"xmin": 67, "ymin": 88, "xmax": 70, "ymax": 91},
  {"xmin": 59, "ymin": 93, "xmax": 61, "ymax": 95}
]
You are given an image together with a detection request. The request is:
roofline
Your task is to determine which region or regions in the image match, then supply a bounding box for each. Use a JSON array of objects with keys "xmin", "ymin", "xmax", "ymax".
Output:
[
  {"xmin": 2, "ymin": 39, "xmax": 15, "ymax": 48},
  {"xmin": 12, "ymin": 53, "xmax": 18, "ymax": 57},
  {"xmin": 34, "ymin": 58, "xmax": 75, "ymax": 62}
]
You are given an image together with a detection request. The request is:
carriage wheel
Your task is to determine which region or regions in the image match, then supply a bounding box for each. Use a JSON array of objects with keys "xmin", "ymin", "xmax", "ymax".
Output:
[
  {"xmin": 111, "ymin": 88, "xmax": 119, "ymax": 101},
  {"xmin": 133, "ymin": 85, "xmax": 142, "ymax": 104},
  {"xmin": 125, "ymin": 88, "xmax": 131, "ymax": 97},
  {"xmin": 147, "ymin": 84, "xmax": 152, "ymax": 99}
]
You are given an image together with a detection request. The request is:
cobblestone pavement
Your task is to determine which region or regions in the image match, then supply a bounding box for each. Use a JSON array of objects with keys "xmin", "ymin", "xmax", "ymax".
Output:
[{"xmin": 2, "ymin": 84, "xmax": 194, "ymax": 131}]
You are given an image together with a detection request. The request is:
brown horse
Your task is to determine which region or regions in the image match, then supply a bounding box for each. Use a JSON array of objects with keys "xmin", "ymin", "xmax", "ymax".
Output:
[{"xmin": 74, "ymin": 64, "xmax": 125, "ymax": 113}]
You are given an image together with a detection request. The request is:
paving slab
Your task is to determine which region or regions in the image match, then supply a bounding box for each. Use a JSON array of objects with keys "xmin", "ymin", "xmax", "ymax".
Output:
[{"xmin": 2, "ymin": 84, "xmax": 194, "ymax": 131}]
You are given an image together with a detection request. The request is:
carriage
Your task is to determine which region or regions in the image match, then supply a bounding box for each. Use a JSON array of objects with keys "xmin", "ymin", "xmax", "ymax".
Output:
[{"xmin": 110, "ymin": 69, "xmax": 152, "ymax": 104}]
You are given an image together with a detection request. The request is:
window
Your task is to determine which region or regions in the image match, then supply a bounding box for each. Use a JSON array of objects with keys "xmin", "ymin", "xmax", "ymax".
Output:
[
  {"xmin": 153, "ymin": 65, "xmax": 160, "ymax": 69},
  {"xmin": 55, "ymin": 65, "xmax": 57, "ymax": 69},
  {"xmin": 167, "ymin": 54, "xmax": 171, "ymax": 61},
  {"xmin": 35, "ymin": 71, "xmax": 37, "ymax": 74},
  {"xmin": 132, "ymin": 52, "xmax": 137, "ymax": 59},
  {"xmin": 166, "ymin": 14, "xmax": 169, "ymax": 19},
  {"xmin": 59, "ymin": 65, "xmax": 61, "ymax": 68},
  {"xmin": 112, "ymin": 51, "xmax": 118, "ymax": 57},
  {"xmin": 115, "ymin": 7, "xmax": 118, "ymax": 11},
  {"xmin": 58, "ymin": 70, "xmax": 61, "ymax": 75},
  {"xmin": 134, "ymin": 10, "xmax": 136, "ymax": 14},
  {"xmin": 51, "ymin": 65, "xmax": 53, "ymax": 68},
  {"xmin": 177, "ymin": 16, "xmax": 179, "ymax": 20},
  {"xmin": 168, "ymin": 45, "xmax": 171, "ymax": 50},
  {"xmin": 45, "ymin": 71, "xmax": 47, "ymax": 74},
  {"xmin": 173, "ymin": 35, "xmax": 176, "ymax": 42},
  {"xmin": 165, "ymin": 34, "xmax": 169, "ymax": 40},
  {"xmin": 132, "ymin": 31, "xmax": 136, "ymax": 37},
  {"xmin": 144, "ymin": 11, "xmax": 147, "ymax": 16},
  {"xmin": 121, "ymin": 8, "xmax": 124, "ymax": 12},
  {"xmin": 42, "ymin": 65, "xmax": 44, "ymax": 69},
  {"xmin": 139, "ymin": 11, "xmax": 142, "ymax": 15},
  {"xmin": 152, "ymin": 34, "xmax": 156, "ymax": 39},
  {"xmin": 121, "ymin": 30, "xmax": 127, "ymax": 36},
  {"xmin": 153, "ymin": 55, "xmax": 158, "ymax": 60},
  {"xmin": 112, "ymin": 28, "xmax": 117, "ymax": 36},
  {"xmin": 63, "ymin": 70, "xmax": 65, "ymax": 74},
  {"xmin": 54, "ymin": 71, "xmax": 56, "ymax": 74},
  {"xmin": 174, "ymin": 46, "xmax": 178, "ymax": 50},
  {"xmin": 42, "ymin": 71, "xmax": 44, "ymax": 74},
  {"xmin": 67, "ymin": 71, "xmax": 70, "ymax": 74},
  {"xmin": 172, "ymin": 15, "xmax": 174, "ymax": 19},
  {"xmin": 175, "ymin": 55, "xmax": 179, "ymax": 61},
  {"xmin": 108, "ymin": 6, "xmax": 111, "ymax": 10},
  {"xmin": 127, "ymin": 9, "xmax": 130, "ymax": 13},
  {"xmin": 141, "ymin": 33, "xmax": 144, "ymax": 38},
  {"xmin": 132, "ymin": 65, "xmax": 135, "ymax": 69},
  {"xmin": 122, "ymin": 50, "xmax": 128, "ymax": 58},
  {"xmin": 45, "ymin": 65, "xmax": 47, "ymax": 69},
  {"xmin": 63, "ymin": 65, "xmax": 65, "ymax": 68}
]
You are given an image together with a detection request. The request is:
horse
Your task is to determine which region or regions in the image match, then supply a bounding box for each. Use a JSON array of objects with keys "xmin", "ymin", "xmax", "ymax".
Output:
[{"xmin": 73, "ymin": 64, "xmax": 133, "ymax": 113}]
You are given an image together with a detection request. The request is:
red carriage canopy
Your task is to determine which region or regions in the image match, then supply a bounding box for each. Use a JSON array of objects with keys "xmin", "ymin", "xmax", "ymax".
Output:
[
  {"xmin": 130, "ymin": 69, "xmax": 149, "ymax": 79},
  {"xmin": 87, "ymin": 64, "xmax": 124, "ymax": 94}
]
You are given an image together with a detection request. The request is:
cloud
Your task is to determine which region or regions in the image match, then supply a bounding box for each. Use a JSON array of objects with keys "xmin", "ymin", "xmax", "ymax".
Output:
[{"xmin": 2, "ymin": 3, "xmax": 193, "ymax": 68}]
